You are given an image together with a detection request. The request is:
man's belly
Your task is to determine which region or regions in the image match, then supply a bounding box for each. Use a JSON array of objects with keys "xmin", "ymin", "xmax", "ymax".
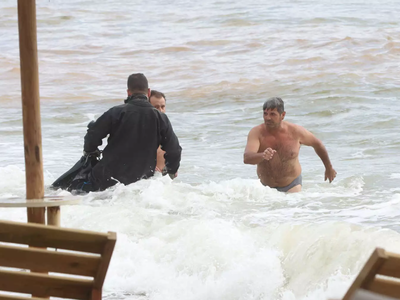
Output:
[{"xmin": 257, "ymin": 159, "xmax": 301, "ymax": 187}]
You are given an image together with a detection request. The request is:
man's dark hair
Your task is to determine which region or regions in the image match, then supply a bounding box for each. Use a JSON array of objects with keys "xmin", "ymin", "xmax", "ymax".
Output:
[
  {"xmin": 127, "ymin": 73, "xmax": 148, "ymax": 94},
  {"xmin": 150, "ymin": 90, "xmax": 166, "ymax": 102},
  {"xmin": 263, "ymin": 97, "xmax": 285, "ymax": 114}
]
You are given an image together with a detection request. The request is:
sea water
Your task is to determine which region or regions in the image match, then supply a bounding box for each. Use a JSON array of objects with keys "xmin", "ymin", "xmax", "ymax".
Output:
[{"xmin": 1, "ymin": 1, "xmax": 400, "ymax": 299}]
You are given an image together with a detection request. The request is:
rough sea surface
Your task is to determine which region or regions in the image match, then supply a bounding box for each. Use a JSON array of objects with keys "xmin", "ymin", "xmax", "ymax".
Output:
[{"xmin": 1, "ymin": 1, "xmax": 400, "ymax": 299}]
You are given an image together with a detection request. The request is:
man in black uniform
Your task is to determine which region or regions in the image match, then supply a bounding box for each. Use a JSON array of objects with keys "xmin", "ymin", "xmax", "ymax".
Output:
[{"xmin": 79, "ymin": 73, "xmax": 182, "ymax": 192}]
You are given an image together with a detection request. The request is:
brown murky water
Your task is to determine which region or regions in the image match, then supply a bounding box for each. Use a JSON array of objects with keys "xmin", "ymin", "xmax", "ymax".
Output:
[{"xmin": 1, "ymin": 1, "xmax": 400, "ymax": 299}]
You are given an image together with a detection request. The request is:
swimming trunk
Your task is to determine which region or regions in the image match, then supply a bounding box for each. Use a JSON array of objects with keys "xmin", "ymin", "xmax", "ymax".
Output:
[{"xmin": 274, "ymin": 174, "xmax": 302, "ymax": 193}]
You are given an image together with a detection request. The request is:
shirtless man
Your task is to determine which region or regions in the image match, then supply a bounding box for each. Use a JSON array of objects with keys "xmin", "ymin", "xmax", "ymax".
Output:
[
  {"xmin": 244, "ymin": 97, "xmax": 337, "ymax": 193},
  {"xmin": 149, "ymin": 90, "xmax": 167, "ymax": 173}
]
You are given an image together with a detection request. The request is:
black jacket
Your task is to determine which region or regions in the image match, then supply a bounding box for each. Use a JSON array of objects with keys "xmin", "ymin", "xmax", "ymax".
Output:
[{"xmin": 84, "ymin": 94, "xmax": 182, "ymax": 189}]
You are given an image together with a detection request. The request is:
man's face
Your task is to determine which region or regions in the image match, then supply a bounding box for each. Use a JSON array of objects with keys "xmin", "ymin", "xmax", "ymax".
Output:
[
  {"xmin": 263, "ymin": 108, "xmax": 285, "ymax": 128},
  {"xmin": 150, "ymin": 96, "xmax": 166, "ymax": 113}
]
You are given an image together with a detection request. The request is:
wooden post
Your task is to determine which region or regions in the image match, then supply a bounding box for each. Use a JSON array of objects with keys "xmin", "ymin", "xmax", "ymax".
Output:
[
  {"xmin": 17, "ymin": 0, "xmax": 45, "ymax": 224},
  {"xmin": 47, "ymin": 207, "xmax": 61, "ymax": 226}
]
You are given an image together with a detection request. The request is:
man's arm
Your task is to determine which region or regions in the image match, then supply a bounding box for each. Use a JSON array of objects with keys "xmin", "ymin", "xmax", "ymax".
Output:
[
  {"xmin": 84, "ymin": 110, "xmax": 113, "ymax": 153},
  {"xmin": 155, "ymin": 147, "xmax": 166, "ymax": 172},
  {"xmin": 159, "ymin": 114, "xmax": 181, "ymax": 176},
  {"xmin": 298, "ymin": 126, "xmax": 337, "ymax": 182},
  {"xmin": 243, "ymin": 127, "xmax": 264, "ymax": 165}
]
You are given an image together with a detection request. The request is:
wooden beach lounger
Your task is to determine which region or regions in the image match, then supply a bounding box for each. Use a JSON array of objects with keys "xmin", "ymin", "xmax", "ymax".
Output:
[
  {"xmin": 0, "ymin": 220, "xmax": 116, "ymax": 300},
  {"xmin": 341, "ymin": 248, "xmax": 400, "ymax": 300}
]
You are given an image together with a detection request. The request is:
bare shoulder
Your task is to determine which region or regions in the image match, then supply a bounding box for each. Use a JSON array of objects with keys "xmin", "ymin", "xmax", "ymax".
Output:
[
  {"xmin": 284, "ymin": 121, "xmax": 306, "ymax": 133},
  {"xmin": 248, "ymin": 124, "xmax": 264, "ymax": 136},
  {"xmin": 283, "ymin": 121, "xmax": 311, "ymax": 140}
]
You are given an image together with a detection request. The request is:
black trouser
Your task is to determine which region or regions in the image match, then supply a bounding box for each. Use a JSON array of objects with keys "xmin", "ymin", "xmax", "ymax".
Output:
[{"xmin": 68, "ymin": 169, "xmax": 117, "ymax": 193}]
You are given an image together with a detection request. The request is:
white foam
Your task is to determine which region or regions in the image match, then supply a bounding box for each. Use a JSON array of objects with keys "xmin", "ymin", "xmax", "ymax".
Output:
[{"xmin": 3, "ymin": 177, "xmax": 398, "ymax": 300}]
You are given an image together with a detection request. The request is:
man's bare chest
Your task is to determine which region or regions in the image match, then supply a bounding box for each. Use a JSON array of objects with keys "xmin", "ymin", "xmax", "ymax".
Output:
[{"xmin": 259, "ymin": 134, "xmax": 300, "ymax": 161}]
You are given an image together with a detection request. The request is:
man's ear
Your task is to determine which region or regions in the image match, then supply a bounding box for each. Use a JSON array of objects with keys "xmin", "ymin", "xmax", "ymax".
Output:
[
  {"xmin": 281, "ymin": 111, "xmax": 286, "ymax": 119},
  {"xmin": 127, "ymin": 89, "xmax": 131, "ymax": 96},
  {"xmin": 148, "ymin": 88, "xmax": 151, "ymax": 98}
]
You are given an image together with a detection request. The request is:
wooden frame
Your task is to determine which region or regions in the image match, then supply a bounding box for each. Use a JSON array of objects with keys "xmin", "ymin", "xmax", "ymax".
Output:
[
  {"xmin": 0, "ymin": 196, "xmax": 80, "ymax": 227},
  {"xmin": 343, "ymin": 248, "xmax": 400, "ymax": 300},
  {"xmin": 0, "ymin": 220, "xmax": 116, "ymax": 300}
]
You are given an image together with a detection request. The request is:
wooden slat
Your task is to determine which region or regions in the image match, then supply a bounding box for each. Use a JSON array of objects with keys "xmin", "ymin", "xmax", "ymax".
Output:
[
  {"xmin": 0, "ymin": 220, "xmax": 108, "ymax": 254},
  {"xmin": 0, "ymin": 293, "xmax": 46, "ymax": 300},
  {"xmin": 93, "ymin": 231, "xmax": 117, "ymax": 290},
  {"xmin": 0, "ymin": 269, "xmax": 92, "ymax": 300},
  {"xmin": 91, "ymin": 288, "xmax": 101, "ymax": 300},
  {"xmin": 342, "ymin": 248, "xmax": 388, "ymax": 300},
  {"xmin": 360, "ymin": 248, "xmax": 389, "ymax": 289},
  {"xmin": 369, "ymin": 277, "xmax": 400, "ymax": 299},
  {"xmin": 0, "ymin": 244, "xmax": 100, "ymax": 277},
  {"xmin": 378, "ymin": 251, "xmax": 400, "ymax": 278},
  {"xmin": 0, "ymin": 196, "xmax": 79, "ymax": 208}
]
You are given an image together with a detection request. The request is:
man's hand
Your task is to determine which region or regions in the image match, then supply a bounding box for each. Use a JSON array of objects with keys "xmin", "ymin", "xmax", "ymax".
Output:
[
  {"xmin": 168, "ymin": 172, "xmax": 178, "ymax": 179},
  {"xmin": 83, "ymin": 149, "xmax": 101, "ymax": 158},
  {"xmin": 262, "ymin": 148, "xmax": 276, "ymax": 161},
  {"xmin": 325, "ymin": 167, "xmax": 337, "ymax": 183}
]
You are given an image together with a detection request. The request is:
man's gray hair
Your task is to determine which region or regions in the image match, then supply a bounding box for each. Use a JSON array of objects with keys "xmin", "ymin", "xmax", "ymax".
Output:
[{"xmin": 263, "ymin": 97, "xmax": 285, "ymax": 114}]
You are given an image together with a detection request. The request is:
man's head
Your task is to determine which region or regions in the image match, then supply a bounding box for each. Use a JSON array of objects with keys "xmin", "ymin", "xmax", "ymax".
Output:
[
  {"xmin": 149, "ymin": 90, "xmax": 166, "ymax": 113},
  {"xmin": 262, "ymin": 97, "xmax": 286, "ymax": 128},
  {"xmin": 127, "ymin": 73, "xmax": 150, "ymax": 98}
]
